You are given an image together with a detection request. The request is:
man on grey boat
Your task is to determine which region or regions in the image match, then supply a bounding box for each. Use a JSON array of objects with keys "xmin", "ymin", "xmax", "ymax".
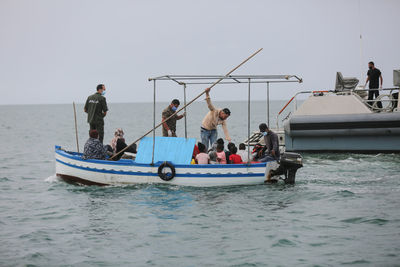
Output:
[{"xmin": 364, "ymin": 61, "xmax": 383, "ymax": 109}]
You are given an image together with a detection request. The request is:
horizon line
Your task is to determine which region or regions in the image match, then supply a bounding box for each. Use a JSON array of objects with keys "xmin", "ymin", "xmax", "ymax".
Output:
[{"xmin": 0, "ymin": 99, "xmax": 303, "ymax": 107}]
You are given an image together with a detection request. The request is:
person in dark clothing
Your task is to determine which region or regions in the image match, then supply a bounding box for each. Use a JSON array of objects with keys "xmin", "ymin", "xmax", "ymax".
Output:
[
  {"xmin": 162, "ymin": 99, "xmax": 185, "ymax": 137},
  {"xmin": 113, "ymin": 138, "xmax": 137, "ymax": 160},
  {"xmin": 364, "ymin": 61, "xmax": 383, "ymax": 109},
  {"xmin": 225, "ymin": 142, "xmax": 235, "ymax": 163},
  {"xmin": 84, "ymin": 84, "xmax": 108, "ymax": 143},
  {"xmin": 82, "ymin": 129, "xmax": 107, "ymax": 160},
  {"xmin": 258, "ymin": 123, "xmax": 280, "ymax": 162},
  {"xmin": 108, "ymin": 128, "xmax": 137, "ymax": 160}
]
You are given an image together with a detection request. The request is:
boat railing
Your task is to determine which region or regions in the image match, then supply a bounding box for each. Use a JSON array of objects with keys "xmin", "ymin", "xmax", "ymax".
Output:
[
  {"xmin": 276, "ymin": 90, "xmax": 335, "ymax": 129},
  {"xmin": 351, "ymin": 87, "xmax": 399, "ymax": 112},
  {"xmin": 276, "ymin": 87, "xmax": 400, "ymax": 129}
]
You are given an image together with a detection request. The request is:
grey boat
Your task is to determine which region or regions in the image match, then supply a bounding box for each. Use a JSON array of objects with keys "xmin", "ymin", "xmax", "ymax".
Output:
[{"xmin": 278, "ymin": 70, "xmax": 400, "ymax": 153}]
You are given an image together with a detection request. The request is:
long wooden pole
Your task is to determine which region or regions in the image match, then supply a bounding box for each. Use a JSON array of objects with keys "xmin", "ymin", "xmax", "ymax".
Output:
[
  {"xmin": 109, "ymin": 48, "xmax": 263, "ymax": 160},
  {"xmin": 73, "ymin": 102, "xmax": 80, "ymax": 153}
]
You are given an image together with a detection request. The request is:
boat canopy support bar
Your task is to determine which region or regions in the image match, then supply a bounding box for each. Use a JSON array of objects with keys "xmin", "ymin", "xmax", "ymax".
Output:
[{"xmin": 149, "ymin": 74, "xmax": 303, "ymax": 162}]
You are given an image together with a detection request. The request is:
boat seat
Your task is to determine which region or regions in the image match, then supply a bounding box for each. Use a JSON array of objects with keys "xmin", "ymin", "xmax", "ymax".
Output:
[{"xmin": 335, "ymin": 72, "xmax": 359, "ymax": 92}]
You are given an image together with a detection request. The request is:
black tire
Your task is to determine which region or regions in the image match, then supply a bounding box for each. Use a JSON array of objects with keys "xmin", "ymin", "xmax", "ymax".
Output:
[{"xmin": 157, "ymin": 162, "xmax": 176, "ymax": 181}]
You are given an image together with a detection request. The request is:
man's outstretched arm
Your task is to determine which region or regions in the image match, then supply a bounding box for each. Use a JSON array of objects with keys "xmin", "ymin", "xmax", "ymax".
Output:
[{"xmin": 205, "ymin": 88, "xmax": 215, "ymax": 111}]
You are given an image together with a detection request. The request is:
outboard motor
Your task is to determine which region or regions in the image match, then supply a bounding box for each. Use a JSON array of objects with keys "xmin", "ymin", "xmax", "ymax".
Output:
[{"xmin": 270, "ymin": 152, "xmax": 303, "ymax": 184}]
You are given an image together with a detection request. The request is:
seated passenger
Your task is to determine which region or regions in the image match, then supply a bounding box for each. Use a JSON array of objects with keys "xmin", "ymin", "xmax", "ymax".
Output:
[
  {"xmin": 209, "ymin": 151, "xmax": 218, "ymax": 164},
  {"xmin": 229, "ymin": 146, "xmax": 243, "ymax": 164},
  {"xmin": 82, "ymin": 129, "xmax": 107, "ymax": 160},
  {"xmin": 210, "ymin": 138, "xmax": 224, "ymax": 152},
  {"xmin": 195, "ymin": 142, "xmax": 210, "ymax": 164},
  {"xmin": 110, "ymin": 128, "xmax": 137, "ymax": 161},
  {"xmin": 237, "ymin": 143, "xmax": 250, "ymax": 163},
  {"xmin": 225, "ymin": 142, "xmax": 235, "ymax": 162},
  {"xmin": 216, "ymin": 143, "xmax": 227, "ymax": 164}
]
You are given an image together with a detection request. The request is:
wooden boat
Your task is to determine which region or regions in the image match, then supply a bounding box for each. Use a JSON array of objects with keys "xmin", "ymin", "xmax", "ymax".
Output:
[
  {"xmin": 55, "ymin": 145, "xmax": 302, "ymax": 187},
  {"xmin": 56, "ymin": 146, "xmax": 276, "ymax": 186},
  {"xmin": 55, "ymin": 64, "xmax": 304, "ymax": 186}
]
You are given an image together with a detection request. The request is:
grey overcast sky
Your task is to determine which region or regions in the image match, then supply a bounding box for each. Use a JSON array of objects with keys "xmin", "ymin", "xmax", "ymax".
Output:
[{"xmin": 0, "ymin": 0, "xmax": 399, "ymax": 105}]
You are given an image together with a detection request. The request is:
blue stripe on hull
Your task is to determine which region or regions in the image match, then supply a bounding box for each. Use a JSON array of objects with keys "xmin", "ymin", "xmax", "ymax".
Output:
[
  {"xmin": 56, "ymin": 159, "xmax": 265, "ymax": 178},
  {"xmin": 55, "ymin": 148, "xmax": 268, "ymax": 169}
]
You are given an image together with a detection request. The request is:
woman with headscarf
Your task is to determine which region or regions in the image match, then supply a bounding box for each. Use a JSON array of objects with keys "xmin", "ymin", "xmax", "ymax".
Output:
[{"xmin": 109, "ymin": 128, "xmax": 137, "ymax": 160}]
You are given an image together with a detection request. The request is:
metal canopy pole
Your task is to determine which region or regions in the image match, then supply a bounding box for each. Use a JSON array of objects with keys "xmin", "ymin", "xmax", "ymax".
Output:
[
  {"xmin": 183, "ymin": 84, "xmax": 187, "ymax": 139},
  {"xmin": 152, "ymin": 80, "xmax": 156, "ymax": 165},
  {"xmin": 247, "ymin": 78, "xmax": 251, "ymax": 166},
  {"xmin": 267, "ymin": 82, "xmax": 270, "ymax": 127}
]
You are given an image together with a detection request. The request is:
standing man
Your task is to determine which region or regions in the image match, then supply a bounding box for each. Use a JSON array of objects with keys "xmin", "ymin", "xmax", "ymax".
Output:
[
  {"xmin": 258, "ymin": 123, "xmax": 280, "ymax": 162},
  {"xmin": 365, "ymin": 61, "xmax": 383, "ymax": 109},
  {"xmin": 84, "ymin": 84, "xmax": 108, "ymax": 143},
  {"xmin": 162, "ymin": 99, "xmax": 185, "ymax": 137},
  {"xmin": 201, "ymin": 87, "xmax": 231, "ymax": 150}
]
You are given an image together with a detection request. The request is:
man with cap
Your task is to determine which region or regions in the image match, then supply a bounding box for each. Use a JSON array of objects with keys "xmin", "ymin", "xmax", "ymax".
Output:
[
  {"xmin": 84, "ymin": 84, "xmax": 108, "ymax": 143},
  {"xmin": 200, "ymin": 87, "xmax": 231, "ymax": 150},
  {"xmin": 258, "ymin": 123, "xmax": 280, "ymax": 162},
  {"xmin": 162, "ymin": 99, "xmax": 185, "ymax": 137}
]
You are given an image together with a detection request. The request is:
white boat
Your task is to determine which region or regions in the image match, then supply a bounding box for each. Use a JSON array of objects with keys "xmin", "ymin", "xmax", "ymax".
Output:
[
  {"xmin": 56, "ymin": 146, "xmax": 300, "ymax": 186},
  {"xmin": 55, "ymin": 74, "xmax": 304, "ymax": 186},
  {"xmin": 55, "ymin": 145, "xmax": 303, "ymax": 187}
]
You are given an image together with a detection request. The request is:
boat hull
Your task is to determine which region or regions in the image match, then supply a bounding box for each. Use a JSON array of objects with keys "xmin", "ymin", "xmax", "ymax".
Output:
[
  {"xmin": 284, "ymin": 113, "xmax": 400, "ymax": 152},
  {"xmin": 55, "ymin": 147, "xmax": 272, "ymax": 187}
]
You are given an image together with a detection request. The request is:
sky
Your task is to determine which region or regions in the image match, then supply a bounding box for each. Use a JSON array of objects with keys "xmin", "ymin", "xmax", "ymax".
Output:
[{"xmin": 0, "ymin": 0, "xmax": 399, "ymax": 105}]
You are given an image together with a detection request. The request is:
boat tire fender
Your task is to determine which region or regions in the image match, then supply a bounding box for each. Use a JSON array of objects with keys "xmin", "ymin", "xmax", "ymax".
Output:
[{"xmin": 158, "ymin": 162, "xmax": 176, "ymax": 181}]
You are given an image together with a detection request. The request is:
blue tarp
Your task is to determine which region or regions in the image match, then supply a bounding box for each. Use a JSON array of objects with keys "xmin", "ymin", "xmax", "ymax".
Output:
[{"xmin": 135, "ymin": 137, "xmax": 196, "ymax": 165}]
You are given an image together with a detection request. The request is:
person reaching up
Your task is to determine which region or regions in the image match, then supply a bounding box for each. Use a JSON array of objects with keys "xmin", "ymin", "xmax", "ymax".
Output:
[{"xmin": 200, "ymin": 87, "xmax": 231, "ymax": 150}]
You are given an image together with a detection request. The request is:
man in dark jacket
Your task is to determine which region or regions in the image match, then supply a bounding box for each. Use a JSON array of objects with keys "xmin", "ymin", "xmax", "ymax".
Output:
[
  {"xmin": 258, "ymin": 123, "xmax": 280, "ymax": 162},
  {"xmin": 364, "ymin": 61, "xmax": 383, "ymax": 109},
  {"xmin": 84, "ymin": 84, "xmax": 108, "ymax": 143},
  {"xmin": 161, "ymin": 99, "xmax": 185, "ymax": 137}
]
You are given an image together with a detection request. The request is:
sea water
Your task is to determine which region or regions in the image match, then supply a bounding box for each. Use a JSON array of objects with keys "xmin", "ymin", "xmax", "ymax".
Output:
[{"xmin": 1, "ymin": 102, "xmax": 400, "ymax": 266}]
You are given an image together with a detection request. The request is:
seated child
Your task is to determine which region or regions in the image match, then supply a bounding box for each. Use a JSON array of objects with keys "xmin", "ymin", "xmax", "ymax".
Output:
[
  {"xmin": 210, "ymin": 138, "xmax": 224, "ymax": 152},
  {"xmin": 229, "ymin": 146, "xmax": 243, "ymax": 164},
  {"xmin": 209, "ymin": 151, "xmax": 218, "ymax": 164},
  {"xmin": 237, "ymin": 143, "xmax": 250, "ymax": 162},
  {"xmin": 225, "ymin": 142, "xmax": 235, "ymax": 163},
  {"xmin": 195, "ymin": 142, "xmax": 210, "ymax": 164},
  {"xmin": 216, "ymin": 143, "xmax": 227, "ymax": 164}
]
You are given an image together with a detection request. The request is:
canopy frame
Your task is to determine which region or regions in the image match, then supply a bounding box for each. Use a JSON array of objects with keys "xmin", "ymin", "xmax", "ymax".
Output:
[{"xmin": 148, "ymin": 74, "xmax": 302, "ymax": 165}]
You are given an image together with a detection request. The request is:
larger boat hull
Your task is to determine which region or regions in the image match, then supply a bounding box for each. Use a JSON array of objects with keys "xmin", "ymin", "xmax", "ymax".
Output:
[{"xmin": 284, "ymin": 112, "xmax": 400, "ymax": 152}]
